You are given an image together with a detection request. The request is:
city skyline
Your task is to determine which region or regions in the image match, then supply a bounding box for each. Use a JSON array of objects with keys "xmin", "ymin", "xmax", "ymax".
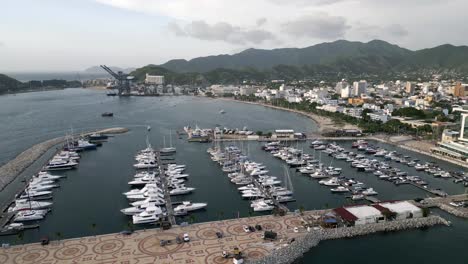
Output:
[{"xmin": 1, "ymin": 0, "xmax": 468, "ymax": 71}]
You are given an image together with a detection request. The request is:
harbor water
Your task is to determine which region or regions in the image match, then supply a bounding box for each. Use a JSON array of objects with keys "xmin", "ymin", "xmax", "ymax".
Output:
[{"xmin": 0, "ymin": 89, "xmax": 467, "ymax": 263}]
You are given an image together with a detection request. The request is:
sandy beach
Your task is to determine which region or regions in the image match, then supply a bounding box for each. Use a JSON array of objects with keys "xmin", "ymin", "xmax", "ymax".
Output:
[{"xmin": 218, "ymin": 97, "xmax": 359, "ymax": 132}]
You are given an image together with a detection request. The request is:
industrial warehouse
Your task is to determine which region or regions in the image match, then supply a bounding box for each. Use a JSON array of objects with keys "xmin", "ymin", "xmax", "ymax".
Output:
[{"xmin": 334, "ymin": 201, "xmax": 424, "ymax": 226}]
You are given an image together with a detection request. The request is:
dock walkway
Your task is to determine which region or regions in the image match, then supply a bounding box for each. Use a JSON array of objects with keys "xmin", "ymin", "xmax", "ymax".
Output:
[{"xmin": 0, "ymin": 210, "xmax": 448, "ymax": 264}]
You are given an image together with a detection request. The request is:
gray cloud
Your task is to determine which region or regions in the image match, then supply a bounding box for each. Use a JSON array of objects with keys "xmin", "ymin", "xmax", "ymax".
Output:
[
  {"xmin": 268, "ymin": 0, "xmax": 344, "ymax": 6},
  {"xmin": 356, "ymin": 23, "xmax": 408, "ymax": 39},
  {"xmin": 168, "ymin": 21, "xmax": 276, "ymax": 45},
  {"xmin": 386, "ymin": 24, "xmax": 408, "ymax": 37},
  {"xmin": 256, "ymin": 18, "xmax": 267, "ymax": 27},
  {"xmin": 281, "ymin": 14, "xmax": 350, "ymax": 39}
]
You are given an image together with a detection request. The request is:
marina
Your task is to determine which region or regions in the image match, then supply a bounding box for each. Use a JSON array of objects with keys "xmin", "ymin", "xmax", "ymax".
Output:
[{"xmin": 0, "ymin": 90, "xmax": 467, "ymax": 264}]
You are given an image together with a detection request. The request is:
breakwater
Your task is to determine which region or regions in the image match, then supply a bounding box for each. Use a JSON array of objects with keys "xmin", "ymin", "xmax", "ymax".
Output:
[
  {"xmin": 0, "ymin": 127, "xmax": 128, "ymax": 191},
  {"xmin": 248, "ymin": 215, "xmax": 449, "ymax": 264}
]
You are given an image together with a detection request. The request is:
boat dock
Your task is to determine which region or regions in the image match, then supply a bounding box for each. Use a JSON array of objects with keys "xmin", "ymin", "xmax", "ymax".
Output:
[
  {"xmin": 0, "ymin": 208, "xmax": 449, "ymax": 264},
  {"xmin": 156, "ymin": 151, "xmax": 176, "ymax": 226},
  {"xmin": 365, "ymin": 196, "xmax": 381, "ymax": 203}
]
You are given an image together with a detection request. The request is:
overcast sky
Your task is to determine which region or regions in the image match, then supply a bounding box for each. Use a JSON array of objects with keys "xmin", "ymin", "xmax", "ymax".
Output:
[{"xmin": 1, "ymin": 0, "xmax": 467, "ymax": 72}]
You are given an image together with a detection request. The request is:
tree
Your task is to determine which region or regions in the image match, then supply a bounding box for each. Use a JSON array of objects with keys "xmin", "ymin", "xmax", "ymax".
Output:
[
  {"xmin": 55, "ymin": 231, "xmax": 63, "ymax": 243},
  {"xmin": 256, "ymin": 131, "xmax": 263, "ymax": 136},
  {"xmin": 299, "ymin": 205, "xmax": 305, "ymax": 215},
  {"xmin": 189, "ymin": 214, "xmax": 196, "ymax": 224},
  {"xmin": 91, "ymin": 223, "xmax": 97, "ymax": 236}
]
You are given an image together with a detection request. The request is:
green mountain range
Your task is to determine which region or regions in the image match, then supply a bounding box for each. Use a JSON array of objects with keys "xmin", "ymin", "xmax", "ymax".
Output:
[{"xmin": 128, "ymin": 40, "xmax": 468, "ymax": 84}]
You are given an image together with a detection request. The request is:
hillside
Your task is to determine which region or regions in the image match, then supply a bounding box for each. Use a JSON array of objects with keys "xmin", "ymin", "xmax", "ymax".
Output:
[
  {"xmin": 157, "ymin": 40, "xmax": 468, "ymax": 76},
  {"xmin": 161, "ymin": 40, "xmax": 413, "ymax": 73},
  {"xmin": 0, "ymin": 74, "xmax": 24, "ymax": 94}
]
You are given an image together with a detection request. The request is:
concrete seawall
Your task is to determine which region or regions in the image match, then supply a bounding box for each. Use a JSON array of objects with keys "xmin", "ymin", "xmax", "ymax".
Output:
[
  {"xmin": 0, "ymin": 127, "xmax": 128, "ymax": 191},
  {"xmin": 248, "ymin": 215, "xmax": 449, "ymax": 264}
]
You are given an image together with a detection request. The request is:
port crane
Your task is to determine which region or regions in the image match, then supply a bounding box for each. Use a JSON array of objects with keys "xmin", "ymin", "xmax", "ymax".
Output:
[{"xmin": 100, "ymin": 65, "xmax": 133, "ymax": 95}]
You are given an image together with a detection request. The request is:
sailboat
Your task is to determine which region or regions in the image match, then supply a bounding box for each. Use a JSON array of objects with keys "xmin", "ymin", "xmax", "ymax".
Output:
[{"xmin": 160, "ymin": 130, "xmax": 176, "ymax": 155}]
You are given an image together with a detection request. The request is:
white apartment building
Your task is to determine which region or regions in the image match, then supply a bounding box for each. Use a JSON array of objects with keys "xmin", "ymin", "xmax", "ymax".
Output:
[{"xmin": 145, "ymin": 74, "xmax": 165, "ymax": 85}]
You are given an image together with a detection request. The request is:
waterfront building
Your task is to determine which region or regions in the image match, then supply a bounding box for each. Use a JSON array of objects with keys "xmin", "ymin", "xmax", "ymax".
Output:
[
  {"xmin": 379, "ymin": 201, "xmax": 423, "ymax": 220},
  {"xmin": 145, "ymin": 74, "xmax": 165, "ymax": 85},
  {"xmin": 210, "ymin": 85, "xmax": 240, "ymax": 96},
  {"xmin": 431, "ymin": 108, "xmax": 468, "ymax": 162},
  {"xmin": 272, "ymin": 129, "xmax": 295, "ymax": 139},
  {"xmin": 334, "ymin": 205, "xmax": 384, "ymax": 226},
  {"xmin": 239, "ymin": 86, "xmax": 258, "ymax": 96}
]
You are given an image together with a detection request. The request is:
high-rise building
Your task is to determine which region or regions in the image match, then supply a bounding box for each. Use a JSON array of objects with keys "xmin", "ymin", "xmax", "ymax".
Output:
[
  {"xmin": 453, "ymin": 82, "xmax": 468, "ymax": 97},
  {"xmin": 340, "ymin": 85, "xmax": 352, "ymax": 98},
  {"xmin": 335, "ymin": 79, "xmax": 348, "ymax": 94},
  {"xmin": 405, "ymin": 81, "xmax": 416, "ymax": 95},
  {"xmin": 353, "ymin": 80, "xmax": 367, "ymax": 97}
]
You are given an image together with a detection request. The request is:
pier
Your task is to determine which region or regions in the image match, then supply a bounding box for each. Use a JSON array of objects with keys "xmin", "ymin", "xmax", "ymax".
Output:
[
  {"xmin": 0, "ymin": 208, "xmax": 449, "ymax": 264},
  {"xmin": 156, "ymin": 151, "xmax": 176, "ymax": 226},
  {"xmin": 0, "ymin": 127, "xmax": 129, "ymax": 231}
]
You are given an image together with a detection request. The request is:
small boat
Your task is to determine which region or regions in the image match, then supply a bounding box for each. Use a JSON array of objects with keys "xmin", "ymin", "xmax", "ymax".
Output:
[
  {"xmin": 87, "ymin": 133, "xmax": 108, "ymax": 141},
  {"xmin": 362, "ymin": 188, "xmax": 378, "ymax": 196},
  {"xmin": 351, "ymin": 194, "xmax": 365, "ymax": 200},
  {"xmin": 173, "ymin": 201, "xmax": 207, "ymax": 213},
  {"xmin": 219, "ymin": 109, "xmax": 226, "ymax": 114},
  {"xmin": 101, "ymin": 112, "xmax": 113, "ymax": 117},
  {"xmin": 330, "ymin": 186, "xmax": 349, "ymax": 193},
  {"xmin": 132, "ymin": 206, "xmax": 164, "ymax": 225},
  {"xmin": 14, "ymin": 209, "xmax": 48, "ymax": 222}
]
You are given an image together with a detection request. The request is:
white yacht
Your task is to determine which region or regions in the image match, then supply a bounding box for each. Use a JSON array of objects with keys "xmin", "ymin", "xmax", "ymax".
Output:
[
  {"xmin": 19, "ymin": 190, "xmax": 52, "ymax": 199},
  {"xmin": 169, "ymin": 186, "xmax": 195, "ymax": 195},
  {"xmin": 26, "ymin": 183, "xmax": 58, "ymax": 192},
  {"xmin": 321, "ymin": 178, "xmax": 340, "ymax": 187},
  {"xmin": 330, "ymin": 186, "xmax": 349, "ymax": 193},
  {"xmin": 45, "ymin": 160, "xmax": 78, "ymax": 171},
  {"xmin": 132, "ymin": 206, "xmax": 164, "ymax": 225},
  {"xmin": 351, "ymin": 194, "xmax": 365, "ymax": 200},
  {"xmin": 121, "ymin": 204, "xmax": 162, "ymax": 216},
  {"xmin": 133, "ymin": 160, "xmax": 157, "ymax": 169},
  {"xmin": 131, "ymin": 196, "xmax": 166, "ymax": 207},
  {"xmin": 14, "ymin": 209, "xmax": 48, "ymax": 222},
  {"xmin": 252, "ymin": 201, "xmax": 274, "ymax": 212},
  {"xmin": 173, "ymin": 201, "xmax": 207, "ymax": 213},
  {"xmin": 362, "ymin": 188, "xmax": 378, "ymax": 196},
  {"xmin": 8, "ymin": 199, "xmax": 52, "ymax": 212}
]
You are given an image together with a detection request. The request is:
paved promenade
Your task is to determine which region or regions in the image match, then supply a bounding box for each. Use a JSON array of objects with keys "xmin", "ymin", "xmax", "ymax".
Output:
[
  {"xmin": 0, "ymin": 208, "xmax": 450, "ymax": 264},
  {"xmin": 0, "ymin": 213, "xmax": 306, "ymax": 264}
]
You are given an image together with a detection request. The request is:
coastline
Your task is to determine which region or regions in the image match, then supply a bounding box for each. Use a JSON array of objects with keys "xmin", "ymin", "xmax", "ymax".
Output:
[
  {"xmin": 218, "ymin": 97, "xmax": 359, "ymax": 132},
  {"xmin": 217, "ymin": 97, "xmax": 467, "ymax": 168}
]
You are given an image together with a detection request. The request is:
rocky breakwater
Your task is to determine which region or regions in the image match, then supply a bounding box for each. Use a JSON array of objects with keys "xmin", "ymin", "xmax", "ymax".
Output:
[
  {"xmin": 0, "ymin": 127, "xmax": 129, "ymax": 191},
  {"xmin": 248, "ymin": 215, "xmax": 449, "ymax": 264}
]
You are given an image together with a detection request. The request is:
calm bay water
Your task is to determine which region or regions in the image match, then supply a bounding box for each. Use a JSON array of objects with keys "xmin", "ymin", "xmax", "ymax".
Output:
[{"xmin": 0, "ymin": 89, "xmax": 466, "ymax": 263}]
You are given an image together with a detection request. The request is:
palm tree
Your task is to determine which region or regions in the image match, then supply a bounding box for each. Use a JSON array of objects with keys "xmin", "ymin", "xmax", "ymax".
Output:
[
  {"xmin": 91, "ymin": 223, "xmax": 97, "ymax": 236},
  {"xmin": 299, "ymin": 205, "xmax": 305, "ymax": 216},
  {"xmin": 189, "ymin": 214, "xmax": 196, "ymax": 224},
  {"xmin": 55, "ymin": 231, "xmax": 62, "ymax": 244},
  {"xmin": 16, "ymin": 231, "xmax": 24, "ymax": 245},
  {"xmin": 219, "ymin": 211, "xmax": 224, "ymax": 220},
  {"xmin": 126, "ymin": 220, "xmax": 135, "ymax": 232}
]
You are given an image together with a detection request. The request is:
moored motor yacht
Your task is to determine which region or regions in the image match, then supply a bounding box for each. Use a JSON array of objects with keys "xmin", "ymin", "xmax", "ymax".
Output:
[
  {"xmin": 14, "ymin": 209, "xmax": 48, "ymax": 222},
  {"xmin": 173, "ymin": 201, "xmax": 207, "ymax": 213},
  {"xmin": 8, "ymin": 199, "xmax": 52, "ymax": 212},
  {"xmin": 330, "ymin": 186, "xmax": 349, "ymax": 193},
  {"xmin": 132, "ymin": 206, "xmax": 164, "ymax": 225}
]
